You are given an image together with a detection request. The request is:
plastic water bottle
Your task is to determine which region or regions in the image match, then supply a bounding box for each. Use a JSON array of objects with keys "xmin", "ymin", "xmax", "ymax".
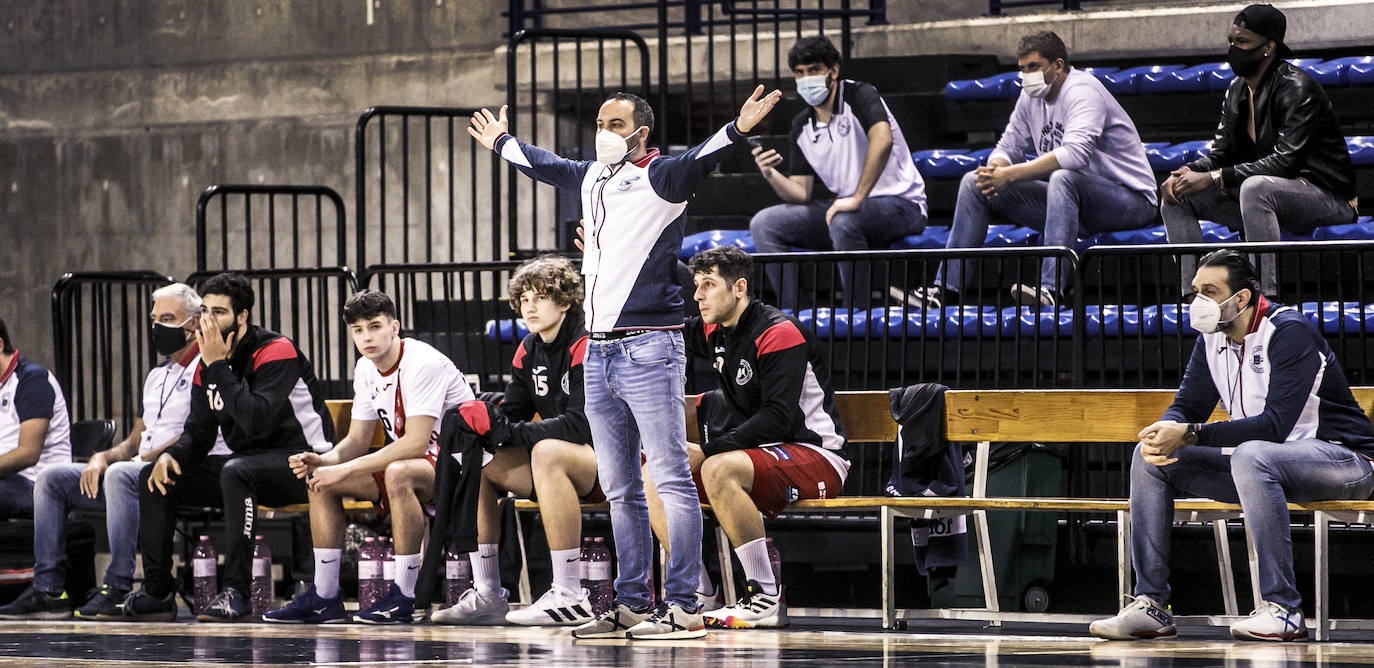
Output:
[
  {"xmin": 445, "ymin": 544, "xmax": 472, "ymax": 607},
  {"xmin": 380, "ymin": 537, "xmax": 395, "ymax": 589},
  {"xmin": 358, "ymin": 537, "xmax": 383, "ymax": 610},
  {"xmin": 251, "ymin": 535, "xmax": 272, "ymax": 616},
  {"xmin": 587, "ymin": 537, "xmax": 613, "ymax": 614},
  {"xmin": 766, "ymin": 537, "xmax": 783, "ymax": 596},
  {"xmin": 192, "ymin": 535, "xmax": 217, "ymax": 614}
]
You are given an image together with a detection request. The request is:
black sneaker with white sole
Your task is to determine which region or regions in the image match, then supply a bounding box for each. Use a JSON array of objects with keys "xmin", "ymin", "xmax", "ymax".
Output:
[{"xmin": 0, "ymin": 586, "xmax": 72, "ymax": 620}]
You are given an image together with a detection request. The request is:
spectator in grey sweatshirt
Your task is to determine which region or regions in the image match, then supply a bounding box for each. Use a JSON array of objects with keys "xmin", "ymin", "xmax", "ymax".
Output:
[{"xmin": 918, "ymin": 31, "xmax": 1157, "ymax": 309}]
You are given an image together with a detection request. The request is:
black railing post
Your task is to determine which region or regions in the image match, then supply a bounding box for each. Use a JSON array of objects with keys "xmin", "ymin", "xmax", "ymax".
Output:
[{"xmin": 657, "ymin": 0, "xmax": 670, "ymax": 147}]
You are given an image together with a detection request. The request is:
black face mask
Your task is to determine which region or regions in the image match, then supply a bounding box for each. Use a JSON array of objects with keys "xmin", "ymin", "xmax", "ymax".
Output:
[
  {"xmin": 150, "ymin": 322, "xmax": 190, "ymax": 357},
  {"xmin": 1227, "ymin": 43, "xmax": 1268, "ymax": 78}
]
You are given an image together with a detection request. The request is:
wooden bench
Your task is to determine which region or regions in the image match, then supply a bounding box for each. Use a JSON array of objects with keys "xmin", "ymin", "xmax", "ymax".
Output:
[{"xmin": 255, "ymin": 400, "xmax": 386, "ymax": 516}]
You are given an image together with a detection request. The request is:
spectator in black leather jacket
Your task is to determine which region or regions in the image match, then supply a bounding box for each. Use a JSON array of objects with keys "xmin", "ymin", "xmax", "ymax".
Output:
[{"xmin": 1161, "ymin": 4, "xmax": 1357, "ymax": 295}]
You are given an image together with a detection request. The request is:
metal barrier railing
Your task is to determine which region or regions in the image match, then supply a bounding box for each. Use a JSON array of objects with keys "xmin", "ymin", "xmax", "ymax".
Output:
[
  {"xmin": 354, "ymin": 107, "xmax": 507, "ymax": 269},
  {"xmin": 506, "ymin": 29, "xmax": 650, "ymax": 255},
  {"xmin": 195, "ymin": 185, "xmax": 346, "ymax": 273},
  {"xmin": 50, "ymin": 271, "xmax": 176, "ymax": 430},
  {"xmin": 186, "ymin": 267, "xmax": 360, "ymax": 398},
  {"xmin": 505, "ymin": 0, "xmax": 886, "ymax": 148}
]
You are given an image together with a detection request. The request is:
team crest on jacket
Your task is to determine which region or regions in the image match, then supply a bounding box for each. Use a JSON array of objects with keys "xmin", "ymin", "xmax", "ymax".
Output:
[
  {"xmin": 617, "ymin": 175, "xmax": 642, "ymax": 191},
  {"xmin": 561, "ymin": 371, "xmax": 569, "ymax": 395},
  {"xmin": 1250, "ymin": 344, "xmax": 1265, "ymax": 373},
  {"xmin": 735, "ymin": 359, "xmax": 753, "ymax": 385}
]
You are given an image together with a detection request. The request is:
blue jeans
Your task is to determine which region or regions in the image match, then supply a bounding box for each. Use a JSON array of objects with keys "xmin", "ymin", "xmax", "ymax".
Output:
[
  {"xmin": 584, "ymin": 330, "xmax": 699, "ymax": 609},
  {"xmin": 34, "ymin": 460, "xmax": 147, "ymax": 593},
  {"xmin": 750, "ymin": 196, "xmax": 927, "ymax": 309},
  {"xmin": 936, "ymin": 169, "xmax": 1156, "ymax": 296},
  {"xmin": 0, "ymin": 474, "xmax": 35, "ymax": 519},
  {"xmin": 1130, "ymin": 439, "xmax": 1374, "ymax": 608}
]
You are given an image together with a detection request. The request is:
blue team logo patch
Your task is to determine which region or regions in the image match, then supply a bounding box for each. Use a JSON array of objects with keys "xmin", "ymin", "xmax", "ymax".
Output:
[
  {"xmin": 617, "ymin": 175, "xmax": 642, "ymax": 191},
  {"xmin": 1250, "ymin": 344, "xmax": 1265, "ymax": 373}
]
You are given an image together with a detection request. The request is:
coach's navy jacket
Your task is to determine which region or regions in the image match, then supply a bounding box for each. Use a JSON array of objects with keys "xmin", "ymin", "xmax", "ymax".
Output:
[
  {"xmin": 685, "ymin": 300, "xmax": 847, "ymax": 461},
  {"xmin": 166, "ymin": 325, "xmax": 334, "ymax": 464},
  {"xmin": 1164, "ymin": 297, "xmax": 1374, "ymax": 452},
  {"xmin": 494, "ymin": 122, "xmax": 748, "ymax": 333}
]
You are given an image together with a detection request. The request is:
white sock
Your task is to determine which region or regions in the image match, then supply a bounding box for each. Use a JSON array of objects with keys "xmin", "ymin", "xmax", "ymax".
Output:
[
  {"xmin": 470, "ymin": 544, "xmax": 502, "ymax": 596},
  {"xmin": 697, "ymin": 559, "xmax": 715, "ymax": 597},
  {"xmin": 735, "ymin": 537, "xmax": 777, "ymax": 596},
  {"xmin": 393, "ymin": 553, "xmax": 422, "ymax": 598},
  {"xmin": 550, "ymin": 548, "xmax": 582, "ymax": 594},
  {"xmin": 313, "ymin": 548, "xmax": 342, "ymax": 600}
]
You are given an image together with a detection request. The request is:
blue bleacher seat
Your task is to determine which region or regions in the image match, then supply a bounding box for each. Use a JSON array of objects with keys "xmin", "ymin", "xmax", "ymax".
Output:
[
  {"xmin": 1000, "ymin": 306, "xmax": 1074, "ymax": 337},
  {"xmin": 966, "ymin": 147, "xmax": 996, "ymax": 165},
  {"xmin": 1103, "ymin": 65, "xmax": 1186, "ymax": 95},
  {"xmin": 1148, "ymin": 303, "xmax": 1189, "ymax": 336},
  {"xmin": 911, "ymin": 149, "xmax": 982, "ymax": 179},
  {"xmin": 485, "ymin": 318, "xmax": 529, "ymax": 342},
  {"xmin": 1147, "ymin": 141, "xmax": 1210, "ymax": 171},
  {"xmin": 1199, "ymin": 221, "xmax": 1240, "ymax": 243},
  {"xmin": 945, "ymin": 71, "xmax": 1021, "ymax": 101},
  {"xmin": 1079, "ymin": 66, "xmax": 1119, "ymax": 83},
  {"xmin": 1147, "ymin": 63, "xmax": 1232, "ymax": 94},
  {"xmin": 1075, "ymin": 224, "xmax": 1169, "ymax": 253},
  {"xmin": 1084, "ymin": 305, "xmax": 1143, "ymax": 337},
  {"xmin": 1312, "ymin": 216, "xmax": 1374, "ymax": 241},
  {"xmin": 1144, "ymin": 142, "xmax": 1181, "ymax": 171},
  {"xmin": 1347, "ymin": 137, "xmax": 1374, "ymax": 166},
  {"xmin": 890, "ymin": 226, "xmax": 951, "ymax": 249},
  {"xmin": 1308, "ymin": 56, "xmax": 1374, "ymax": 86},
  {"xmin": 1349, "ymin": 58, "xmax": 1374, "ymax": 85},
  {"xmin": 798, "ymin": 307, "xmax": 871, "ymax": 338},
  {"xmin": 680, "ymin": 229, "xmax": 754, "ymax": 260},
  {"xmin": 1293, "ymin": 58, "xmax": 1327, "ymax": 79},
  {"xmin": 1297, "ymin": 302, "xmax": 1373, "ymax": 334}
]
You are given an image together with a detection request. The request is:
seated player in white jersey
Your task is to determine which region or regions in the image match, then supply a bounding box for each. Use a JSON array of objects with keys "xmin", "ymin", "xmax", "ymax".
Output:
[
  {"xmin": 645, "ymin": 246, "xmax": 849, "ymax": 629},
  {"xmin": 265, "ymin": 290, "xmax": 474, "ymax": 625},
  {"xmin": 431, "ymin": 255, "xmax": 603, "ymax": 627}
]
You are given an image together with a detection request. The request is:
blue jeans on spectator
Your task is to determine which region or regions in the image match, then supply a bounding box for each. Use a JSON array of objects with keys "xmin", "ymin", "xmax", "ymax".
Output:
[
  {"xmin": 936, "ymin": 169, "xmax": 1156, "ymax": 298},
  {"xmin": 1161, "ymin": 175, "xmax": 1356, "ymax": 296},
  {"xmin": 584, "ymin": 330, "xmax": 699, "ymax": 610},
  {"xmin": 750, "ymin": 196, "xmax": 927, "ymax": 310},
  {"xmin": 1130, "ymin": 439, "xmax": 1374, "ymax": 609},
  {"xmin": 33, "ymin": 460, "xmax": 147, "ymax": 594},
  {"xmin": 0, "ymin": 474, "xmax": 35, "ymax": 519}
]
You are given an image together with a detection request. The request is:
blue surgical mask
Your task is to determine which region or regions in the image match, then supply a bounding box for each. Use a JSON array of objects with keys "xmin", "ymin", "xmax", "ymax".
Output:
[{"xmin": 796, "ymin": 74, "xmax": 831, "ymax": 107}]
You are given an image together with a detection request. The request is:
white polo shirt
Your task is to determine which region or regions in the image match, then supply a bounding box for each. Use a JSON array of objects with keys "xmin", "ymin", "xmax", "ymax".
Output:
[
  {"xmin": 0, "ymin": 354, "xmax": 72, "ymax": 482},
  {"xmin": 138, "ymin": 348, "xmax": 230, "ymax": 459},
  {"xmin": 351, "ymin": 338, "xmax": 474, "ymax": 460}
]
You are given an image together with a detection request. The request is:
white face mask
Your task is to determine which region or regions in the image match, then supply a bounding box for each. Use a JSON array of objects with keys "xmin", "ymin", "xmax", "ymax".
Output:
[
  {"xmin": 1020, "ymin": 70, "xmax": 1050, "ymax": 98},
  {"xmin": 795, "ymin": 74, "xmax": 832, "ymax": 107},
  {"xmin": 1189, "ymin": 291, "xmax": 1245, "ymax": 334},
  {"xmin": 595, "ymin": 126, "xmax": 642, "ymax": 165}
]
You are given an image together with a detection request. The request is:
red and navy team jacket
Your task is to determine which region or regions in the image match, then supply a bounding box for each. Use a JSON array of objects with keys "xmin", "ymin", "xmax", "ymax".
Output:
[
  {"xmin": 686, "ymin": 300, "xmax": 847, "ymax": 458},
  {"xmin": 500, "ymin": 311, "xmax": 592, "ymax": 449},
  {"xmin": 167, "ymin": 325, "xmax": 334, "ymax": 464}
]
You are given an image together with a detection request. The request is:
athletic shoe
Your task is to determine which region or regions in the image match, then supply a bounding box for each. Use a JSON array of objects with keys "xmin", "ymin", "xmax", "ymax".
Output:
[
  {"xmin": 1229, "ymin": 601, "xmax": 1308, "ymax": 642},
  {"xmin": 1088, "ymin": 595, "xmax": 1176, "ymax": 640},
  {"xmin": 262, "ymin": 584, "xmax": 347, "ymax": 624},
  {"xmin": 703, "ymin": 580, "xmax": 787, "ymax": 629},
  {"xmin": 355, "ymin": 583, "xmax": 416, "ymax": 625},
  {"xmin": 431, "ymin": 587, "xmax": 510, "ymax": 625},
  {"xmin": 696, "ymin": 588, "xmax": 724, "ymax": 614},
  {"xmin": 74, "ymin": 585, "xmax": 128, "ymax": 620},
  {"xmin": 0, "ymin": 586, "xmax": 72, "ymax": 620},
  {"xmin": 505, "ymin": 584, "xmax": 594, "ymax": 626},
  {"xmin": 118, "ymin": 588, "xmax": 178, "ymax": 622},
  {"xmin": 1011, "ymin": 283, "xmax": 1058, "ymax": 308},
  {"xmin": 570, "ymin": 602, "xmax": 651, "ymax": 639},
  {"xmin": 196, "ymin": 587, "xmax": 249, "ymax": 622},
  {"xmin": 624, "ymin": 602, "xmax": 707, "ymax": 640},
  {"xmin": 908, "ymin": 286, "xmax": 947, "ymax": 310}
]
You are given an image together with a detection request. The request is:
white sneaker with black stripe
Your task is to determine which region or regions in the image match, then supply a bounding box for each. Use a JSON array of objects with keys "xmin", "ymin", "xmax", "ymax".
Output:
[
  {"xmin": 702, "ymin": 580, "xmax": 787, "ymax": 629},
  {"xmin": 624, "ymin": 602, "xmax": 707, "ymax": 640},
  {"xmin": 505, "ymin": 584, "xmax": 595, "ymax": 626}
]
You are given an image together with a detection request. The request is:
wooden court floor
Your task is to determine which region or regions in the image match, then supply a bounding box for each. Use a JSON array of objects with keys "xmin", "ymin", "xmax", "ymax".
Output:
[{"xmin": 1, "ymin": 619, "xmax": 1374, "ymax": 667}]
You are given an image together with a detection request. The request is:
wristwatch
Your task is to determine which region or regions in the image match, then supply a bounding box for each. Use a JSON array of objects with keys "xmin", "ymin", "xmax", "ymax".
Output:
[{"xmin": 1183, "ymin": 422, "xmax": 1200, "ymax": 446}]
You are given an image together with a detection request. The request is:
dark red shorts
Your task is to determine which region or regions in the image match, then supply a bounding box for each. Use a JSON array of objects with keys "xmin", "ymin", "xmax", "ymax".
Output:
[
  {"xmin": 692, "ymin": 444, "xmax": 843, "ymax": 519},
  {"xmin": 370, "ymin": 451, "xmax": 438, "ymax": 517}
]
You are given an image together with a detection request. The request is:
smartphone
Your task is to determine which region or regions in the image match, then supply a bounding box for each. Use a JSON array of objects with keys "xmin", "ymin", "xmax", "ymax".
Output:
[{"xmin": 746, "ymin": 136, "xmax": 763, "ymax": 150}]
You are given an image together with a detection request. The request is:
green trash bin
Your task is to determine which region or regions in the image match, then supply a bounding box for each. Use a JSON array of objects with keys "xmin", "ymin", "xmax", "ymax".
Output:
[{"xmin": 928, "ymin": 447, "xmax": 1063, "ymax": 613}]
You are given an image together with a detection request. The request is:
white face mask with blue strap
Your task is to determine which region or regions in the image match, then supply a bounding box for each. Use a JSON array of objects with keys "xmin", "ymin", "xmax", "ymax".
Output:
[{"xmin": 795, "ymin": 74, "xmax": 831, "ymax": 107}]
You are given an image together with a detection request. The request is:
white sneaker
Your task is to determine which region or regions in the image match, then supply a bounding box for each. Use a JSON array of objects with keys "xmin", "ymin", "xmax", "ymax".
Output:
[
  {"xmin": 504, "ymin": 584, "xmax": 594, "ymax": 626},
  {"xmin": 908, "ymin": 285, "xmax": 946, "ymax": 310},
  {"xmin": 696, "ymin": 588, "xmax": 724, "ymax": 614},
  {"xmin": 1011, "ymin": 283, "xmax": 1058, "ymax": 308},
  {"xmin": 1088, "ymin": 595, "xmax": 1176, "ymax": 640},
  {"xmin": 570, "ymin": 602, "xmax": 651, "ymax": 639},
  {"xmin": 430, "ymin": 587, "xmax": 510, "ymax": 625},
  {"xmin": 1229, "ymin": 601, "xmax": 1308, "ymax": 642},
  {"xmin": 702, "ymin": 580, "xmax": 787, "ymax": 629},
  {"xmin": 625, "ymin": 602, "xmax": 707, "ymax": 640}
]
